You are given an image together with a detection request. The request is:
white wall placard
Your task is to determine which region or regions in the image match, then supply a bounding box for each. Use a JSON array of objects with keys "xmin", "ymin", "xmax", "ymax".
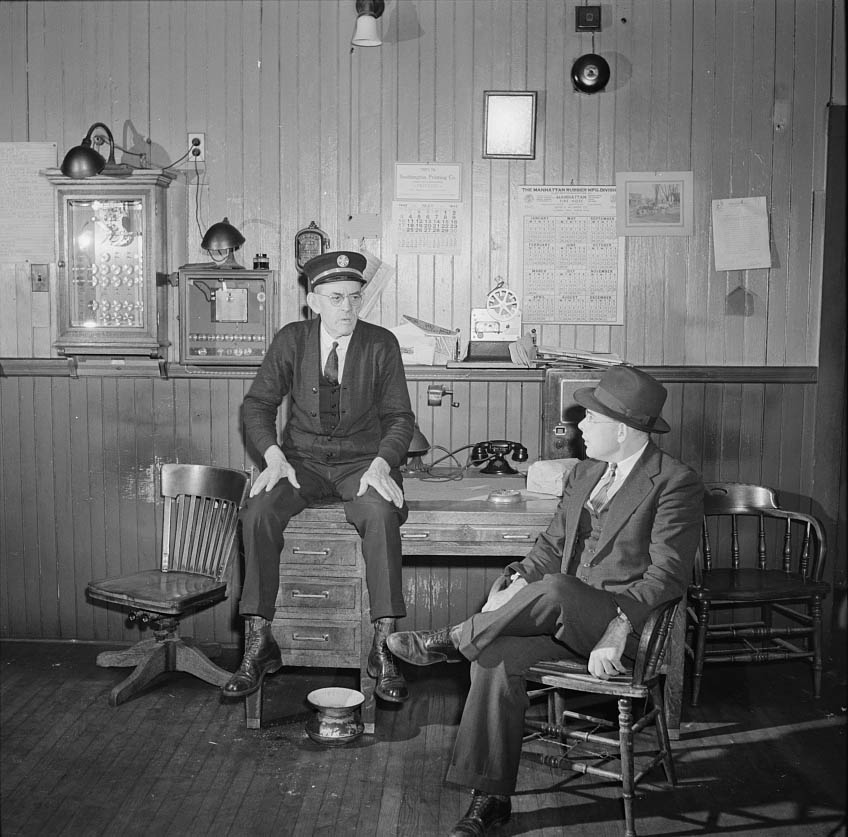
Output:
[
  {"xmin": 712, "ymin": 196, "xmax": 771, "ymax": 271},
  {"xmin": 0, "ymin": 142, "xmax": 57, "ymax": 262},
  {"xmin": 395, "ymin": 163, "xmax": 462, "ymax": 202}
]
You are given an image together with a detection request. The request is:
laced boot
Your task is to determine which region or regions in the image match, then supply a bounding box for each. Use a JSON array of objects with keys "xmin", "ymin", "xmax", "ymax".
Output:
[
  {"xmin": 367, "ymin": 618, "xmax": 409, "ymax": 703},
  {"xmin": 222, "ymin": 616, "xmax": 283, "ymax": 698},
  {"xmin": 449, "ymin": 790, "xmax": 512, "ymax": 837}
]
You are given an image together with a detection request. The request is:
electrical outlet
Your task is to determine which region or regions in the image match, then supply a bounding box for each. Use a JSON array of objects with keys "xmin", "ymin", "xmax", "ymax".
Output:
[
  {"xmin": 30, "ymin": 263, "xmax": 49, "ymax": 292},
  {"xmin": 188, "ymin": 132, "xmax": 206, "ymax": 162}
]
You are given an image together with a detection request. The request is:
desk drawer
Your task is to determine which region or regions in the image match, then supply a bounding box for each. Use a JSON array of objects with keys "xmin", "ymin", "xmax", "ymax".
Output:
[
  {"xmin": 276, "ymin": 576, "xmax": 360, "ymax": 614},
  {"xmin": 272, "ymin": 619, "xmax": 359, "ymax": 655},
  {"xmin": 281, "ymin": 534, "xmax": 359, "ymax": 569},
  {"xmin": 400, "ymin": 524, "xmax": 538, "ymax": 544}
]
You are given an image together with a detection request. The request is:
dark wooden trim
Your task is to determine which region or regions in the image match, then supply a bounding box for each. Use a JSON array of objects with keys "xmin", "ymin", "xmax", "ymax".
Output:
[
  {"xmin": 0, "ymin": 358, "xmax": 819, "ymax": 384},
  {"xmin": 813, "ymin": 105, "xmax": 847, "ymax": 673}
]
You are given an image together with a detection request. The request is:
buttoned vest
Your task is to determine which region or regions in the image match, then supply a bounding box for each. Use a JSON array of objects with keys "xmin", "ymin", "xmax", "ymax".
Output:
[
  {"xmin": 319, "ymin": 365, "xmax": 341, "ymax": 433},
  {"xmin": 569, "ymin": 502, "xmax": 612, "ymax": 585}
]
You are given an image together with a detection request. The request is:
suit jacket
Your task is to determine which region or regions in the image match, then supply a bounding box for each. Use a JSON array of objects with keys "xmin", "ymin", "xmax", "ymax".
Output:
[
  {"xmin": 243, "ymin": 318, "xmax": 414, "ymax": 468},
  {"xmin": 506, "ymin": 442, "xmax": 703, "ymax": 632}
]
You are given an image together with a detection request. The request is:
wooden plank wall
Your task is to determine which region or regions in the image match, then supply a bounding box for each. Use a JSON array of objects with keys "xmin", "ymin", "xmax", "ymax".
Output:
[
  {"xmin": 0, "ymin": 1, "xmax": 844, "ymax": 648},
  {"xmin": 0, "ymin": 371, "xmax": 822, "ymax": 644},
  {"xmin": 0, "ymin": 0, "xmax": 835, "ymax": 364}
]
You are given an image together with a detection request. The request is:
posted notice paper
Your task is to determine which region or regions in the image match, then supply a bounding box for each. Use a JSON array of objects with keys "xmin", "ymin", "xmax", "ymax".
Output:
[{"xmin": 711, "ymin": 197, "xmax": 771, "ymax": 271}]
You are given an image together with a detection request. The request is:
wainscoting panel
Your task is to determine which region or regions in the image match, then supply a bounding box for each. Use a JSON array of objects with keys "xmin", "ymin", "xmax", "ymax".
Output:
[{"xmin": 0, "ymin": 369, "xmax": 825, "ymax": 645}]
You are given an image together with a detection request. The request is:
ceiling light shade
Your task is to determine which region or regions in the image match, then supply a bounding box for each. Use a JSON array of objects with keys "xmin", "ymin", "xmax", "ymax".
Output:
[
  {"xmin": 61, "ymin": 122, "xmax": 116, "ymax": 178},
  {"xmin": 352, "ymin": 0, "xmax": 385, "ymax": 47},
  {"xmin": 201, "ymin": 217, "xmax": 246, "ymax": 268}
]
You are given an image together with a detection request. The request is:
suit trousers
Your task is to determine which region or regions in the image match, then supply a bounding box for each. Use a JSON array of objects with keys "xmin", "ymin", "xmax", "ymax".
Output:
[
  {"xmin": 238, "ymin": 457, "xmax": 408, "ymax": 622},
  {"xmin": 445, "ymin": 573, "xmax": 631, "ymax": 796}
]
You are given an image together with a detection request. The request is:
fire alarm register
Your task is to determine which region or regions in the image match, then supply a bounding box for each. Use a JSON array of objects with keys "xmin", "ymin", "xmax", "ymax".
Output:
[{"xmin": 177, "ymin": 267, "xmax": 277, "ymax": 365}]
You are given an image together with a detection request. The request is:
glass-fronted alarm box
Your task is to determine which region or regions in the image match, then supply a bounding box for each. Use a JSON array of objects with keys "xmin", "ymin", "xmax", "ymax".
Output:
[
  {"xmin": 178, "ymin": 267, "xmax": 277, "ymax": 365},
  {"xmin": 43, "ymin": 169, "xmax": 174, "ymax": 357}
]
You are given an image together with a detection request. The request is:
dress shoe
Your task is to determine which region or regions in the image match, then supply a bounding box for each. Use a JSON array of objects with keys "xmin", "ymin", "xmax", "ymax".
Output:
[
  {"xmin": 449, "ymin": 790, "xmax": 511, "ymax": 837},
  {"xmin": 222, "ymin": 618, "xmax": 283, "ymax": 698},
  {"xmin": 367, "ymin": 639, "xmax": 409, "ymax": 703},
  {"xmin": 386, "ymin": 626, "xmax": 463, "ymax": 666}
]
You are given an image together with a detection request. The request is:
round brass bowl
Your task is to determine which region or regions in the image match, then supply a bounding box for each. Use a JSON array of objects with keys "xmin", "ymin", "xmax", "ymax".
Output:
[{"xmin": 305, "ymin": 687, "xmax": 365, "ymax": 746}]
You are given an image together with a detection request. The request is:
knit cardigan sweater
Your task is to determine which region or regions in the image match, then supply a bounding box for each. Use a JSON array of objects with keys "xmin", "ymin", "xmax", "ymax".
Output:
[{"xmin": 242, "ymin": 317, "xmax": 414, "ymax": 469}]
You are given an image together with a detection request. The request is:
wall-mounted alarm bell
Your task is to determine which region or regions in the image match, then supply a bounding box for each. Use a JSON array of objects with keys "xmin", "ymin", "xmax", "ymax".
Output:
[{"xmin": 571, "ymin": 53, "xmax": 611, "ymax": 94}]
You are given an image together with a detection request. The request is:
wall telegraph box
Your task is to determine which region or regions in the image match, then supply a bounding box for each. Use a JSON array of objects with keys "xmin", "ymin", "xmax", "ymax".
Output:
[
  {"xmin": 178, "ymin": 267, "xmax": 277, "ymax": 365},
  {"xmin": 43, "ymin": 168, "xmax": 175, "ymax": 357},
  {"xmin": 541, "ymin": 369, "xmax": 600, "ymax": 460}
]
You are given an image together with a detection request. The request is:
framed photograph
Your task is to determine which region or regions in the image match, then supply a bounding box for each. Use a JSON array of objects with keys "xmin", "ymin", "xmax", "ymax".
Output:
[
  {"xmin": 483, "ymin": 91, "xmax": 537, "ymax": 159},
  {"xmin": 615, "ymin": 171, "xmax": 694, "ymax": 236}
]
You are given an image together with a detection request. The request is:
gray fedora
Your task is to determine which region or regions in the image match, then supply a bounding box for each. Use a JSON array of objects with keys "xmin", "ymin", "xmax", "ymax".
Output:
[{"xmin": 574, "ymin": 365, "xmax": 670, "ymax": 434}]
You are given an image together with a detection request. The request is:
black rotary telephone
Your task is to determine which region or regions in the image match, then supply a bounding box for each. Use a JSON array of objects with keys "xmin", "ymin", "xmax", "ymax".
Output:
[{"xmin": 470, "ymin": 440, "xmax": 529, "ymax": 475}]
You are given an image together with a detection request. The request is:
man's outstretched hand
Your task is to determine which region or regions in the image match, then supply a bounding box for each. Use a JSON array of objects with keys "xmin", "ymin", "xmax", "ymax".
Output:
[
  {"xmin": 357, "ymin": 456, "xmax": 404, "ymax": 508},
  {"xmin": 250, "ymin": 445, "xmax": 300, "ymax": 497}
]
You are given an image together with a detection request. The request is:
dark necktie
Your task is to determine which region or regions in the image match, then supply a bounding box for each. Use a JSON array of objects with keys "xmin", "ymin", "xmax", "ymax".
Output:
[
  {"xmin": 324, "ymin": 341, "xmax": 339, "ymax": 385},
  {"xmin": 590, "ymin": 463, "xmax": 617, "ymax": 513}
]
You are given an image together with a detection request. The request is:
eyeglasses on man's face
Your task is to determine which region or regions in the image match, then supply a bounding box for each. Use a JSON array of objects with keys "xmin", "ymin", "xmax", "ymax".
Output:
[{"xmin": 314, "ymin": 291, "xmax": 364, "ymax": 308}]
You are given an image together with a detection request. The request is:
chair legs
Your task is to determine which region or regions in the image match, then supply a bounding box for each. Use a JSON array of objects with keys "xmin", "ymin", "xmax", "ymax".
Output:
[
  {"xmin": 811, "ymin": 597, "xmax": 824, "ymax": 699},
  {"xmin": 690, "ymin": 596, "xmax": 825, "ymax": 706},
  {"xmin": 617, "ymin": 698, "xmax": 637, "ymax": 837},
  {"xmin": 690, "ymin": 600, "xmax": 710, "ymax": 706},
  {"xmin": 525, "ymin": 690, "xmax": 674, "ymax": 837},
  {"xmin": 96, "ymin": 634, "xmax": 231, "ymax": 707}
]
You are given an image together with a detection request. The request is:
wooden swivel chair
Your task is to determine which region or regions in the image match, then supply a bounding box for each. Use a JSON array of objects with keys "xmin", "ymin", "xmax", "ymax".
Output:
[
  {"xmin": 686, "ymin": 482, "xmax": 829, "ymax": 706},
  {"xmin": 524, "ymin": 597, "xmax": 681, "ymax": 837},
  {"xmin": 87, "ymin": 463, "xmax": 250, "ymax": 707}
]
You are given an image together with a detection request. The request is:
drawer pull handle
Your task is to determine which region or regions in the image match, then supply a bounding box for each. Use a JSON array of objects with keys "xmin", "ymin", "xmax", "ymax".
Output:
[
  {"xmin": 291, "ymin": 548, "xmax": 331, "ymax": 556},
  {"xmin": 502, "ymin": 533, "xmax": 531, "ymax": 540},
  {"xmin": 291, "ymin": 590, "xmax": 330, "ymax": 599},
  {"xmin": 292, "ymin": 633, "xmax": 330, "ymax": 642},
  {"xmin": 401, "ymin": 532, "xmax": 430, "ymax": 540}
]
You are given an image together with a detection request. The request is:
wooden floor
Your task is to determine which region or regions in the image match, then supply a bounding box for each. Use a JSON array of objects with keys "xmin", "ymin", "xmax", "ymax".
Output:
[{"xmin": 1, "ymin": 640, "xmax": 845, "ymax": 837}]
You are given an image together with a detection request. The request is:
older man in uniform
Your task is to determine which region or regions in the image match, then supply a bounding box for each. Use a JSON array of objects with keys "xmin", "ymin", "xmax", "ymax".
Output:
[{"xmin": 223, "ymin": 251, "xmax": 414, "ymax": 704}]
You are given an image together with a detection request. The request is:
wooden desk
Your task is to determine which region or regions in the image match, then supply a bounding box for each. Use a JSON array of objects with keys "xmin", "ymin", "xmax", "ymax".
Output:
[{"xmin": 244, "ymin": 476, "xmax": 684, "ymax": 738}]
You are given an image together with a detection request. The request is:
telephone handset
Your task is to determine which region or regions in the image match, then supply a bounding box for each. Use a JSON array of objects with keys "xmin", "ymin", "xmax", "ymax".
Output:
[{"xmin": 470, "ymin": 439, "xmax": 529, "ymax": 476}]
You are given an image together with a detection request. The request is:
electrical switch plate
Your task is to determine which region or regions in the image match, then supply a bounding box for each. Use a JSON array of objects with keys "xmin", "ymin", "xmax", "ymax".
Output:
[
  {"xmin": 188, "ymin": 132, "xmax": 206, "ymax": 162},
  {"xmin": 575, "ymin": 5, "xmax": 602, "ymax": 31},
  {"xmin": 30, "ymin": 263, "xmax": 49, "ymax": 292}
]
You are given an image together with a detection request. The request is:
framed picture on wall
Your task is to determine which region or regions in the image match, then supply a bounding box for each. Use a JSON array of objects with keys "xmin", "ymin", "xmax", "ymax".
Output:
[
  {"xmin": 482, "ymin": 91, "xmax": 538, "ymax": 159},
  {"xmin": 615, "ymin": 171, "xmax": 694, "ymax": 236}
]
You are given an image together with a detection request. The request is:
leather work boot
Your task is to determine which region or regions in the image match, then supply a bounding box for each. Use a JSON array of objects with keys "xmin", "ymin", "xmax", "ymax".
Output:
[
  {"xmin": 449, "ymin": 789, "xmax": 512, "ymax": 837},
  {"xmin": 367, "ymin": 618, "xmax": 409, "ymax": 703},
  {"xmin": 222, "ymin": 616, "xmax": 283, "ymax": 698},
  {"xmin": 386, "ymin": 625, "xmax": 463, "ymax": 666}
]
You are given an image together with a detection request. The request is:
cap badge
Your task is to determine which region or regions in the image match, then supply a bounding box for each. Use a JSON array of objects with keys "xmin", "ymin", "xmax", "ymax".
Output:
[{"xmin": 337, "ymin": 254, "xmax": 349, "ymax": 267}]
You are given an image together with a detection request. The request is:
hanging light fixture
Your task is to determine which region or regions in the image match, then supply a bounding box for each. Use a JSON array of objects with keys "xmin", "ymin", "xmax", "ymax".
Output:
[
  {"xmin": 351, "ymin": 0, "xmax": 385, "ymax": 47},
  {"xmin": 201, "ymin": 217, "xmax": 246, "ymax": 269}
]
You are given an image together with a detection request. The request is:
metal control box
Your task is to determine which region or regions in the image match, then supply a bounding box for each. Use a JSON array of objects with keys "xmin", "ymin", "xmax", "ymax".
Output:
[
  {"xmin": 541, "ymin": 369, "xmax": 601, "ymax": 460},
  {"xmin": 178, "ymin": 267, "xmax": 277, "ymax": 365}
]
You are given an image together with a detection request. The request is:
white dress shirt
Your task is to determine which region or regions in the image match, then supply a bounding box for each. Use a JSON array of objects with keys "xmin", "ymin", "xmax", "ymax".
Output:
[{"xmin": 590, "ymin": 440, "xmax": 650, "ymax": 504}]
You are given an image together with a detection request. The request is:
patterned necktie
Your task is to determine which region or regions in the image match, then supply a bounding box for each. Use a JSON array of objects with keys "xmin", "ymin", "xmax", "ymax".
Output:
[
  {"xmin": 324, "ymin": 341, "xmax": 339, "ymax": 385},
  {"xmin": 590, "ymin": 463, "xmax": 617, "ymax": 513}
]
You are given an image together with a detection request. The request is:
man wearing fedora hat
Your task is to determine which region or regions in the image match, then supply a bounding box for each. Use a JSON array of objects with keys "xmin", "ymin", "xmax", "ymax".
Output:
[
  {"xmin": 223, "ymin": 251, "xmax": 415, "ymax": 705},
  {"xmin": 388, "ymin": 365, "xmax": 703, "ymax": 837}
]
